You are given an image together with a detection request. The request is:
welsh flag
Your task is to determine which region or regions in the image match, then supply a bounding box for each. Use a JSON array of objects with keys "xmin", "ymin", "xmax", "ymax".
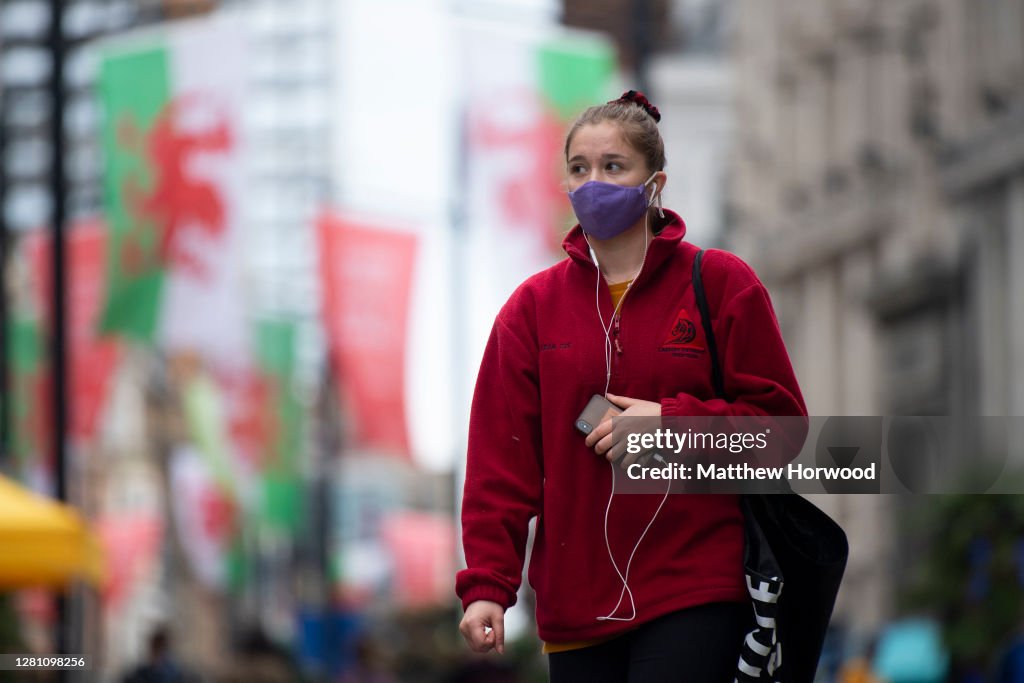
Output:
[
  {"xmin": 169, "ymin": 444, "xmax": 238, "ymax": 590},
  {"xmin": 212, "ymin": 320, "xmax": 305, "ymax": 592},
  {"xmin": 168, "ymin": 319, "xmax": 304, "ymax": 591},
  {"xmin": 5, "ymin": 315, "xmax": 50, "ymax": 476},
  {"xmin": 459, "ymin": 28, "xmax": 616, "ymax": 376},
  {"xmin": 96, "ymin": 18, "xmax": 248, "ymax": 365},
  {"xmin": 182, "ymin": 320, "xmax": 304, "ymax": 536},
  {"xmin": 249, "ymin": 320, "xmax": 303, "ymax": 531},
  {"xmin": 463, "ymin": 31, "xmax": 616, "ymax": 259}
]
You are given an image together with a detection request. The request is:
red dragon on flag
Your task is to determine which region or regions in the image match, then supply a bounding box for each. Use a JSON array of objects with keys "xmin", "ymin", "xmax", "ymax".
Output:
[{"xmin": 116, "ymin": 94, "xmax": 232, "ymax": 280}]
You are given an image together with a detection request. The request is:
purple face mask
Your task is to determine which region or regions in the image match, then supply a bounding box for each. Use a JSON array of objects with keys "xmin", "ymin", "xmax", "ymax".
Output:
[{"xmin": 568, "ymin": 173, "xmax": 658, "ymax": 240}]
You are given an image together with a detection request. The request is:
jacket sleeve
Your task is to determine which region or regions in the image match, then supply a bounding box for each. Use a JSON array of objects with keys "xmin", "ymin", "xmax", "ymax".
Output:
[
  {"xmin": 456, "ymin": 310, "xmax": 543, "ymax": 612},
  {"xmin": 660, "ymin": 251, "xmax": 807, "ymax": 419}
]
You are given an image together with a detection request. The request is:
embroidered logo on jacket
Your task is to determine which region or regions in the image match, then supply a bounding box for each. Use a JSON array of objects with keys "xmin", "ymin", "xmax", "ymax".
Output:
[{"xmin": 659, "ymin": 306, "xmax": 705, "ymax": 357}]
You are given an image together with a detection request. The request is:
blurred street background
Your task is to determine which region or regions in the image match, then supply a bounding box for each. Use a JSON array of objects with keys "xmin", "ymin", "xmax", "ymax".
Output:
[{"xmin": 2, "ymin": 0, "xmax": 1024, "ymax": 681}]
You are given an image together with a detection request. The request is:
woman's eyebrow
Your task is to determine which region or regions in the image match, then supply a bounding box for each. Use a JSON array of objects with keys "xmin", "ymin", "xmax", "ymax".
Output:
[{"xmin": 567, "ymin": 153, "xmax": 630, "ymax": 163}]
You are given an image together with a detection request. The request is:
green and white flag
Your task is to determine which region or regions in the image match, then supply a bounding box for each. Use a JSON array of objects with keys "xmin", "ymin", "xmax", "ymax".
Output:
[
  {"xmin": 97, "ymin": 17, "xmax": 248, "ymax": 365},
  {"xmin": 5, "ymin": 315, "xmax": 48, "ymax": 476},
  {"xmin": 252, "ymin": 319, "xmax": 302, "ymax": 532},
  {"xmin": 184, "ymin": 319, "xmax": 304, "ymax": 535},
  {"xmin": 461, "ymin": 27, "xmax": 615, "ymax": 265}
]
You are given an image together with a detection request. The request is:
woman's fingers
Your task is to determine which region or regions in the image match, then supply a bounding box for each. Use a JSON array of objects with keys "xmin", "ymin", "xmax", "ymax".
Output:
[
  {"xmin": 587, "ymin": 396, "xmax": 661, "ymax": 458},
  {"xmin": 461, "ymin": 617, "xmax": 493, "ymax": 653},
  {"xmin": 600, "ymin": 432, "xmax": 623, "ymax": 461},
  {"xmin": 459, "ymin": 601, "xmax": 505, "ymax": 654},
  {"xmin": 606, "ymin": 393, "xmax": 639, "ymax": 409},
  {"xmin": 491, "ymin": 615, "xmax": 505, "ymax": 654},
  {"xmin": 618, "ymin": 443, "xmax": 649, "ymax": 469},
  {"xmin": 584, "ymin": 417, "xmax": 613, "ymax": 448}
]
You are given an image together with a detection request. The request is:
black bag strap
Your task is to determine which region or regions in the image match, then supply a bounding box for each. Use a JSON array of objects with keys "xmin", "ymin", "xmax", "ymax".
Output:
[
  {"xmin": 692, "ymin": 249, "xmax": 728, "ymax": 402},
  {"xmin": 695, "ymin": 250, "xmax": 794, "ymax": 498}
]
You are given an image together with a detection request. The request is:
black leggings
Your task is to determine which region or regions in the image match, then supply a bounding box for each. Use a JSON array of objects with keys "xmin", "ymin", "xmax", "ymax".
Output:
[{"xmin": 547, "ymin": 601, "xmax": 752, "ymax": 683}]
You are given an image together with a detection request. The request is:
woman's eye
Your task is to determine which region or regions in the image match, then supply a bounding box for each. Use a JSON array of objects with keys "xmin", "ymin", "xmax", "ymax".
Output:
[
  {"xmin": 570, "ymin": 165, "xmax": 586, "ymax": 175},
  {"xmin": 606, "ymin": 162, "xmax": 622, "ymax": 172}
]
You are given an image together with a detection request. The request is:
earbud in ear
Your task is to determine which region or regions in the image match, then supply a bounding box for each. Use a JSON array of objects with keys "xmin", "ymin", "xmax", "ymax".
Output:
[{"xmin": 649, "ymin": 179, "xmax": 665, "ymax": 218}]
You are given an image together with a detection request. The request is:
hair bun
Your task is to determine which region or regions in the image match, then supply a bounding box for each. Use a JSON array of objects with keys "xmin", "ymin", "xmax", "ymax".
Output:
[{"xmin": 611, "ymin": 90, "xmax": 661, "ymax": 123}]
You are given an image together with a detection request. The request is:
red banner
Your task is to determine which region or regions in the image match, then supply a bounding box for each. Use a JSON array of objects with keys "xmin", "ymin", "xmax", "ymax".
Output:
[
  {"xmin": 317, "ymin": 214, "xmax": 417, "ymax": 457},
  {"xmin": 26, "ymin": 221, "xmax": 121, "ymax": 441},
  {"xmin": 96, "ymin": 515, "xmax": 163, "ymax": 613},
  {"xmin": 380, "ymin": 512, "xmax": 455, "ymax": 607}
]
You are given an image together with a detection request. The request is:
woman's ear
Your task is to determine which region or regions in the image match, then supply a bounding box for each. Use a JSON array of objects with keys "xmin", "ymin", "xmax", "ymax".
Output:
[
  {"xmin": 652, "ymin": 171, "xmax": 667, "ymax": 217},
  {"xmin": 648, "ymin": 171, "xmax": 666, "ymax": 203},
  {"xmin": 654, "ymin": 171, "xmax": 667, "ymax": 197}
]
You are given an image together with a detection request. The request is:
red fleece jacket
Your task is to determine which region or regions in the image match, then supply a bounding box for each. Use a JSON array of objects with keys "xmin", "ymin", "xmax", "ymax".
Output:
[{"xmin": 456, "ymin": 211, "xmax": 807, "ymax": 643}]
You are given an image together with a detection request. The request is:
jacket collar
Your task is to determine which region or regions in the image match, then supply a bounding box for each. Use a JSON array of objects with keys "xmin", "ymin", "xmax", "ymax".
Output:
[{"xmin": 562, "ymin": 209, "xmax": 688, "ymax": 282}]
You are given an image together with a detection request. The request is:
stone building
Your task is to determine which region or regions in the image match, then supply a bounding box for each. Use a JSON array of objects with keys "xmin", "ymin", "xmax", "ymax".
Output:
[{"xmin": 728, "ymin": 0, "xmax": 1024, "ymax": 635}]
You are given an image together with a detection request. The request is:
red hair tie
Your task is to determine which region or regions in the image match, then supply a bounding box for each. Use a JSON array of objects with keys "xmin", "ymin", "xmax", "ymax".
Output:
[{"xmin": 611, "ymin": 90, "xmax": 661, "ymax": 123}]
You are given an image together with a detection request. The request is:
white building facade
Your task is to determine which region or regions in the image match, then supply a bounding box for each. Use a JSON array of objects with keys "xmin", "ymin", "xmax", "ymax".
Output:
[{"xmin": 729, "ymin": 0, "xmax": 1024, "ymax": 635}]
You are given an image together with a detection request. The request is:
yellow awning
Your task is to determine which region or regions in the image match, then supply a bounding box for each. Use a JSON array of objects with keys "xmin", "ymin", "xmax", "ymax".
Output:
[{"xmin": 0, "ymin": 475, "xmax": 104, "ymax": 589}]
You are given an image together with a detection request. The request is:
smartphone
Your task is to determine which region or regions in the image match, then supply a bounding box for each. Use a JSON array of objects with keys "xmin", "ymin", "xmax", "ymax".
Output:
[
  {"xmin": 575, "ymin": 394, "xmax": 667, "ymax": 466},
  {"xmin": 575, "ymin": 394, "xmax": 622, "ymax": 435}
]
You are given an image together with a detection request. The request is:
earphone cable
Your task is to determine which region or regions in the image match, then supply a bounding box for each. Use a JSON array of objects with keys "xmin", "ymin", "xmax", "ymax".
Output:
[{"xmin": 589, "ymin": 208, "xmax": 670, "ymax": 622}]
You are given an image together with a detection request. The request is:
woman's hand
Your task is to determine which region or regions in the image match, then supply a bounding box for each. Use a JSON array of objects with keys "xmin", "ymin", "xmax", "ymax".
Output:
[
  {"xmin": 584, "ymin": 393, "xmax": 661, "ymax": 465},
  {"xmin": 459, "ymin": 600, "xmax": 506, "ymax": 654}
]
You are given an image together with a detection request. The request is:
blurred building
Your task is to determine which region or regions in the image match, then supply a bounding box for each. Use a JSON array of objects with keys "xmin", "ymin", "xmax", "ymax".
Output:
[
  {"xmin": 647, "ymin": 0, "xmax": 735, "ymax": 248},
  {"xmin": 219, "ymin": 0, "xmax": 331, "ymax": 385},
  {"xmin": 729, "ymin": 0, "xmax": 1024, "ymax": 636},
  {"xmin": 562, "ymin": 0, "xmax": 671, "ymax": 81}
]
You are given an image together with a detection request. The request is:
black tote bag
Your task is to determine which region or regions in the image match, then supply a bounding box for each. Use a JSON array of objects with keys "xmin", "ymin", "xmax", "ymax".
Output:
[{"xmin": 691, "ymin": 249, "xmax": 848, "ymax": 683}]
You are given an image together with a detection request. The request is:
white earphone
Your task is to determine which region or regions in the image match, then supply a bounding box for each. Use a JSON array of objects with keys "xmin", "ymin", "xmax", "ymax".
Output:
[{"xmin": 586, "ymin": 210, "xmax": 672, "ymax": 623}]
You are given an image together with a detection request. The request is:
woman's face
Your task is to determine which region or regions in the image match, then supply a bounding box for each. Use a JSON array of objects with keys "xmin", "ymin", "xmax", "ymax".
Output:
[{"xmin": 565, "ymin": 121, "xmax": 653, "ymax": 192}]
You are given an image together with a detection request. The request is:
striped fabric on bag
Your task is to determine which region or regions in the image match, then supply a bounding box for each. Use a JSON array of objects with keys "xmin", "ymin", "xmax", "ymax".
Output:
[{"xmin": 736, "ymin": 573, "xmax": 784, "ymax": 682}]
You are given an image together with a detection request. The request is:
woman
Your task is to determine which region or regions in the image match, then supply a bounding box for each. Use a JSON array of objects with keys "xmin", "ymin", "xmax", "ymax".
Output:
[{"xmin": 456, "ymin": 91, "xmax": 806, "ymax": 682}]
